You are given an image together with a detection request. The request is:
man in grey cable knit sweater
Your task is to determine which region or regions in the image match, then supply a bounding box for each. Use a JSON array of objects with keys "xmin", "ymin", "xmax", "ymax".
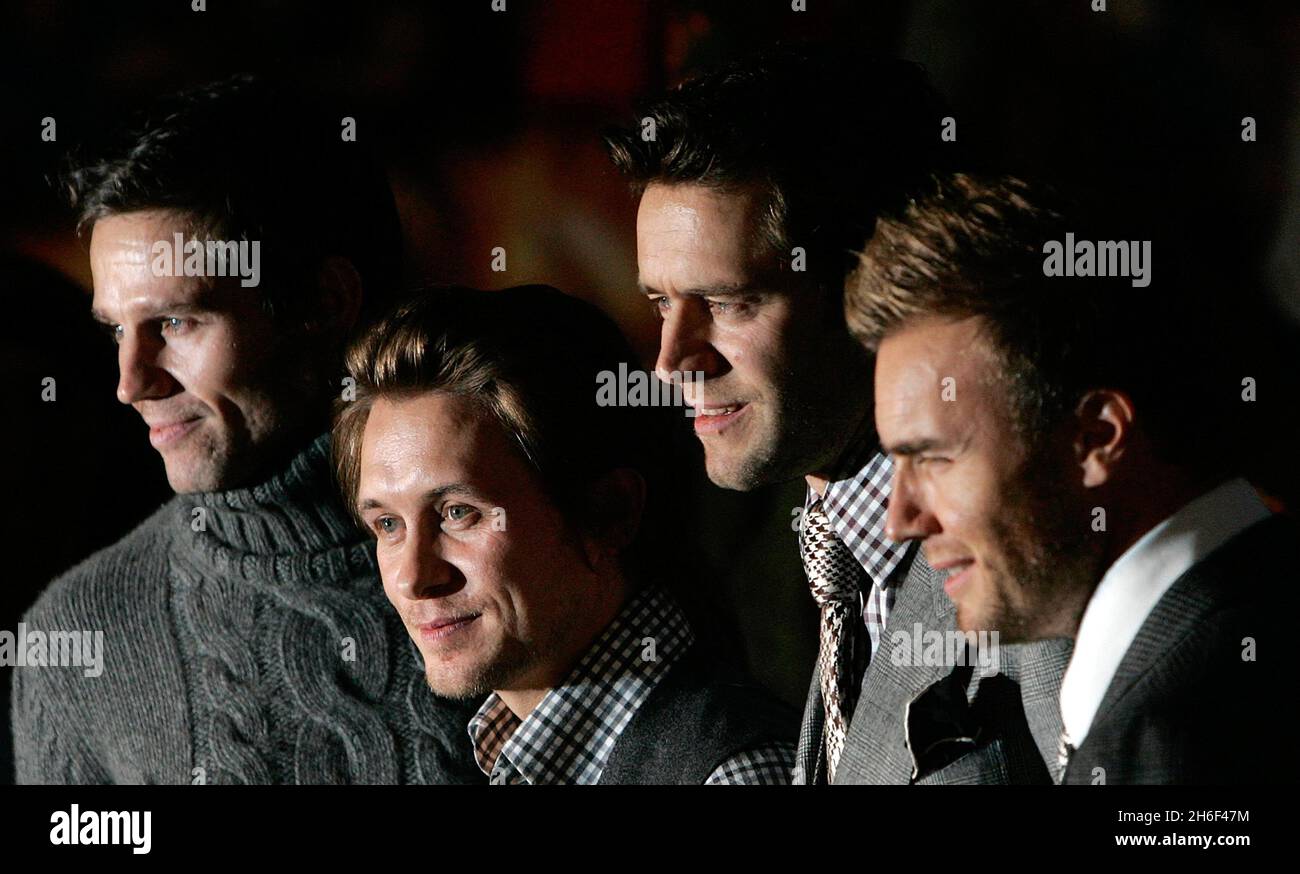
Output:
[{"xmin": 10, "ymin": 75, "xmax": 480, "ymax": 784}]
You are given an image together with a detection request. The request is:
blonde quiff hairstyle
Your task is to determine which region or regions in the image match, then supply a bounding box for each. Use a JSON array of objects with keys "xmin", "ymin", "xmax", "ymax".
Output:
[{"xmin": 332, "ymin": 285, "xmax": 668, "ymax": 566}]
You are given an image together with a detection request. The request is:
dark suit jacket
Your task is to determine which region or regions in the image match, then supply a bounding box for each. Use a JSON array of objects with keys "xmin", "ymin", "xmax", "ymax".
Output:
[
  {"xmin": 1064, "ymin": 514, "xmax": 1299, "ymax": 785},
  {"xmin": 795, "ymin": 543, "xmax": 1072, "ymax": 784}
]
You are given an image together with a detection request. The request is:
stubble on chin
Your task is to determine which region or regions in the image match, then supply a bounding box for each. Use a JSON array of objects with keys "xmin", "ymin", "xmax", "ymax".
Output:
[
  {"xmin": 423, "ymin": 636, "xmax": 540, "ymax": 702},
  {"xmin": 701, "ymin": 400, "xmax": 836, "ymax": 491},
  {"xmin": 162, "ymin": 425, "xmax": 228, "ymax": 494},
  {"xmin": 703, "ymin": 439, "xmax": 771, "ymax": 492}
]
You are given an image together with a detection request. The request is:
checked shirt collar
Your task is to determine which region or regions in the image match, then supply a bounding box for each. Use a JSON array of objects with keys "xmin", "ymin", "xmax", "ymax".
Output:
[
  {"xmin": 467, "ymin": 584, "xmax": 693, "ymax": 785},
  {"xmin": 803, "ymin": 434, "xmax": 912, "ymax": 634}
]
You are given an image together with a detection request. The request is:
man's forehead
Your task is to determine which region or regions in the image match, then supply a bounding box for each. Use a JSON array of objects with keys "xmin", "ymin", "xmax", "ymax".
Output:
[
  {"xmin": 361, "ymin": 394, "xmax": 502, "ymax": 487},
  {"xmin": 637, "ymin": 184, "xmax": 772, "ymax": 262},
  {"xmin": 89, "ymin": 211, "xmax": 221, "ymax": 313},
  {"xmin": 90, "ymin": 268, "xmax": 218, "ymax": 319},
  {"xmin": 637, "ymin": 195, "xmax": 785, "ymax": 296},
  {"xmin": 366, "ymin": 393, "xmax": 472, "ymax": 449},
  {"xmin": 90, "ymin": 209, "xmax": 195, "ymax": 251},
  {"xmin": 639, "ymin": 180, "xmax": 767, "ymax": 222},
  {"xmin": 875, "ymin": 316, "xmax": 991, "ymax": 436},
  {"xmin": 880, "ymin": 315, "xmax": 991, "ymax": 374}
]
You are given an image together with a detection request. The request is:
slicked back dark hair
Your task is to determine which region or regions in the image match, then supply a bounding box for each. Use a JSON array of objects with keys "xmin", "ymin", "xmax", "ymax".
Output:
[
  {"xmin": 62, "ymin": 74, "xmax": 402, "ymax": 325},
  {"xmin": 605, "ymin": 45, "xmax": 959, "ymax": 290}
]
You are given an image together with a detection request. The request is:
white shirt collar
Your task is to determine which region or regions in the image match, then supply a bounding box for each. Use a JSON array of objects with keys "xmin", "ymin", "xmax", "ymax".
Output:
[{"xmin": 1059, "ymin": 477, "xmax": 1270, "ymax": 747}]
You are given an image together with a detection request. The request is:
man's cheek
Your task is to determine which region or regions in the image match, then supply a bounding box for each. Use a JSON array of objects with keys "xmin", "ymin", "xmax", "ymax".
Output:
[
  {"xmin": 951, "ymin": 465, "xmax": 1001, "ymax": 531},
  {"xmin": 197, "ymin": 326, "xmax": 265, "ymax": 381},
  {"xmin": 169, "ymin": 348, "xmax": 226, "ymax": 403},
  {"xmin": 377, "ymin": 561, "xmax": 403, "ymax": 610},
  {"xmin": 925, "ymin": 476, "xmax": 965, "ymax": 535},
  {"xmin": 713, "ymin": 334, "xmax": 745, "ymax": 370}
]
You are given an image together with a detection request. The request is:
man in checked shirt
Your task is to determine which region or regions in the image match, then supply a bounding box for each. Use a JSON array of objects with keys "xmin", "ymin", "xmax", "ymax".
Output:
[
  {"xmin": 333, "ymin": 285, "xmax": 797, "ymax": 784},
  {"xmin": 606, "ymin": 46, "xmax": 1071, "ymax": 784}
]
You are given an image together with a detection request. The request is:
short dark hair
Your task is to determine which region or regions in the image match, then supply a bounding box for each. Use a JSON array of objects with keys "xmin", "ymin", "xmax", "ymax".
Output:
[
  {"xmin": 333, "ymin": 285, "xmax": 673, "ymax": 573},
  {"xmin": 604, "ymin": 45, "xmax": 956, "ymax": 289},
  {"xmin": 845, "ymin": 172, "xmax": 1212, "ymax": 468},
  {"xmin": 62, "ymin": 74, "xmax": 402, "ymax": 325}
]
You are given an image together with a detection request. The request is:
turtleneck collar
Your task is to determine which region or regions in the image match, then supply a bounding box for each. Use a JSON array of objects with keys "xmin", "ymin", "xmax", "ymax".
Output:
[{"xmin": 176, "ymin": 433, "xmax": 374, "ymax": 586}]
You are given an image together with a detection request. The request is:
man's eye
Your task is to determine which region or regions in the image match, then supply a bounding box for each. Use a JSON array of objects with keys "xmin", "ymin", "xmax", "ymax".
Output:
[
  {"xmin": 647, "ymin": 296, "xmax": 669, "ymax": 318},
  {"xmin": 102, "ymin": 324, "xmax": 124, "ymax": 344},
  {"xmin": 706, "ymin": 297, "xmax": 755, "ymax": 317},
  {"xmin": 161, "ymin": 317, "xmax": 188, "ymax": 334},
  {"xmin": 442, "ymin": 504, "xmax": 479, "ymax": 526},
  {"xmin": 375, "ymin": 516, "xmax": 401, "ymax": 535}
]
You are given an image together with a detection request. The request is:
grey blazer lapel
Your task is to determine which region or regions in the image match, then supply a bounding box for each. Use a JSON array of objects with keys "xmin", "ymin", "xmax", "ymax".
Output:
[
  {"xmin": 1085, "ymin": 516, "xmax": 1289, "ymax": 737},
  {"xmin": 1088, "ymin": 561, "xmax": 1224, "ymax": 733},
  {"xmin": 997, "ymin": 637, "xmax": 1073, "ymax": 782},
  {"xmin": 836, "ymin": 547, "xmax": 1071, "ymax": 785},
  {"xmin": 792, "ymin": 664, "xmax": 825, "ymax": 784},
  {"xmin": 1063, "ymin": 515, "xmax": 1294, "ymax": 784},
  {"xmin": 835, "ymin": 545, "xmax": 955, "ymax": 783}
]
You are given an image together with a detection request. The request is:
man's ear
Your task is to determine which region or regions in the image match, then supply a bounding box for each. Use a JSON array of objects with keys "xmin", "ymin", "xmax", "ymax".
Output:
[
  {"xmin": 580, "ymin": 467, "xmax": 646, "ymax": 570},
  {"xmin": 1072, "ymin": 388, "xmax": 1136, "ymax": 488},
  {"xmin": 307, "ymin": 256, "xmax": 364, "ymax": 340}
]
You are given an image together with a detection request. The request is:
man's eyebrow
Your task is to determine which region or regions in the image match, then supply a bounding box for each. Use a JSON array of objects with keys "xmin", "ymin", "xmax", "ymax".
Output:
[
  {"xmin": 355, "ymin": 482, "xmax": 484, "ymax": 514},
  {"xmin": 90, "ymin": 288, "xmax": 226, "ymax": 325},
  {"xmin": 356, "ymin": 496, "xmax": 385, "ymax": 513},
  {"xmin": 883, "ymin": 438, "xmax": 945, "ymax": 457},
  {"xmin": 637, "ymin": 281, "xmax": 754, "ymax": 297}
]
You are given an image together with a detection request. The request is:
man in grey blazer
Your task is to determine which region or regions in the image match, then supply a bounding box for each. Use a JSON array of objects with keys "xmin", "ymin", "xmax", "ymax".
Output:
[
  {"xmin": 848, "ymin": 171, "xmax": 1297, "ymax": 784},
  {"xmin": 606, "ymin": 47, "xmax": 1069, "ymax": 784}
]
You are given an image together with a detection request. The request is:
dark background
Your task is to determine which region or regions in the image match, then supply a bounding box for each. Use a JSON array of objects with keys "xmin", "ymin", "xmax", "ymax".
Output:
[{"xmin": 2, "ymin": 0, "xmax": 1296, "ymax": 784}]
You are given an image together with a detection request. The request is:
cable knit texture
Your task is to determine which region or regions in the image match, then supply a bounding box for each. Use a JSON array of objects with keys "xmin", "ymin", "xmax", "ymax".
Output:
[{"xmin": 12, "ymin": 434, "xmax": 480, "ymax": 784}]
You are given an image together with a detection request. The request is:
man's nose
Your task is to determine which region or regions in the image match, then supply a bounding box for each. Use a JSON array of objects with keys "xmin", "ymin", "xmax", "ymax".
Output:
[
  {"xmin": 884, "ymin": 467, "xmax": 942, "ymax": 543},
  {"xmin": 655, "ymin": 304, "xmax": 725, "ymax": 383},
  {"xmin": 390, "ymin": 531, "xmax": 463, "ymax": 601},
  {"xmin": 116, "ymin": 331, "xmax": 176, "ymax": 405}
]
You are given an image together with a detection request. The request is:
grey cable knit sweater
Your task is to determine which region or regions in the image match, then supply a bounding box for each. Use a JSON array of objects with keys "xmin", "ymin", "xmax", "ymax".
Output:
[{"xmin": 11, "ymin": 434, "xmax": 481, "ymax": 784}]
